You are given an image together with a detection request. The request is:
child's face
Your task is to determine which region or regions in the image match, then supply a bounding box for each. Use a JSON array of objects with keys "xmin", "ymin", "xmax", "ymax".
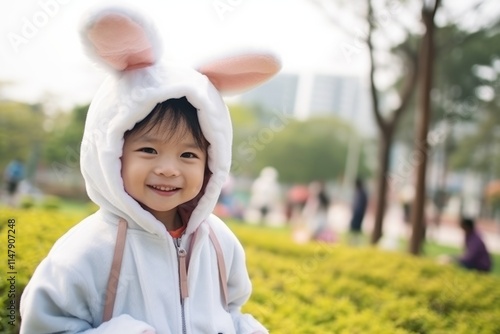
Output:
[{"xmin": 121, "ymin": 122, "xmax": 207, "ymax": 224}]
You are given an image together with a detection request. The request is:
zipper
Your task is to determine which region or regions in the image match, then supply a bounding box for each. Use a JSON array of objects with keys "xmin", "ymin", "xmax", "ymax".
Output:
[{"xmin": 175, "ymin": 237, "xmax": 188, "ymax": 334}]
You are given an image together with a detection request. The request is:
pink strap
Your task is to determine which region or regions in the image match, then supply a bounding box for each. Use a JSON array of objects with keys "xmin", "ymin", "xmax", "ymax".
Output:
[
  {"xmin": 103, "ymin": 219, "xmax": 128, "ymax": 323},
  {"xmin": 207, "ymin": 225, "xmax": 229, "ymax": 310}
]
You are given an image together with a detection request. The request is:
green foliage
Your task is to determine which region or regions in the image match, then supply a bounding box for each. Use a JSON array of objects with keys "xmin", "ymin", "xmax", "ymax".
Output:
[
  {"xmin": 394, "ymin": 23, "xmax": 500, "ymax": 178},
  {"xmin": 435, "ymin": 26, "xmax": 500, "ymax": 104},
  {"xmin": 85, "ymin": 201, "xmax": 100, "ymax": 215},
  {"xmin": 231, "ymin": 108, "xmax": 370, "ymax": 182},
  {"xmin": 43, "ymin": 104, "xmax": 88, "ymax": 168},
  {"xmin": 264, "ymin": 117, "xmax": 371, "ymax": 183},
  {"xmin": 234, "ymin": 224, "xmax": 500, "ymax": 333},
  {"xmin": 1, "ymin": 209, "xmax": 499, "ymax": 333},
  {"xmin": 40, "ymin": 195, "xmax": 62, "ymax": 210},
  {"xmin": 0, "ymin": 102, "xmax": 45, "ymax": 174},
  {"xmin": 229, "ymin": 103, "xmax": 261, "ymax": 129},
  {"xmin": 18, "ymin": 195, "xmax": 35, "ymax": 210},
  {"xmin": 449, "ymin": 107, "xmax": 500, "ymax": 175},
  {"xmin": 257, "ymin": 117, "xmax": 350, "ymax": 183}
]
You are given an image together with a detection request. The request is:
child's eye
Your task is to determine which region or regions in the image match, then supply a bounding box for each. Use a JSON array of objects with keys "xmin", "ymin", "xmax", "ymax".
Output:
[
  {"xmin": 181, "ymin": 152, "xmax": 198, "ymax": 159},
  {"xmin": 138, "ymin": 147, "xmax": 157, "ymax": 154}
]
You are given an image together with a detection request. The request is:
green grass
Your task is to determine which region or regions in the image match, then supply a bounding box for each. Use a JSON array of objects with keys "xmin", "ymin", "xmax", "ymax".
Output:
[
  {"xmin": 57, "ymin": 198, "xmax": 95, "ymax": 213},
  {"xmin": 230, "ymin": 221, "xmax": 500, "ymax": 276},
  {"xmin": 338, "ymin": 232, "xmax": 500, "ymax": 276},
  {"xmin": 420, "ymin": 239, "xmax": 500, "ymax": 276}
]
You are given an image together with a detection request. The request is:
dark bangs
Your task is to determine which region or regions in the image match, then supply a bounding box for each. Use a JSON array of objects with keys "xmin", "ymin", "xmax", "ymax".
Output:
[{"xmin": 125, "ymin": 97, "xmax": 208, "ymax": 150}]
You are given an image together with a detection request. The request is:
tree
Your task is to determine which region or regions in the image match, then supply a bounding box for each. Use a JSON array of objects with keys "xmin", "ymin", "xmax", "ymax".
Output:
[
  {"xmin": 435, "ymin": 22, "xmax": 500, "ymax": 176},
  {"xmin": 43, "ymin": 104, "xmax": 88, "ymax": 168},
  {"xmin": 0, "ymin": 101, "xmax": 46, "ymax": 177},
  {"xmin": 409, "ymin": 0, "xmax": 441, "ymax": 255},
  {"xmin": 365, "ymin": 0, "xmax": 420, "ymax": 244},
  {"xmin": 230, "ymin": 104, "xmax": 369, "ymax": 183},
  {"xmin": 228, "ymin": 103, "xmax": 271, "ymax": 177},
  {"xmin": 311, "ymin": 0, "xmax": 420, "ymax": 244},
  {"xmin": 450, "ymin": 108, "xmax": 500, "ymax": 173},
  {"xmin": 257, "ymin": 117, "xmax": 366, "ymax": 183},
  {"xmin": 312, "ymin": 0, "xmax": 500, "ymax": 249},
  {"xmin": 42, "ymin": 104, "xmax": 88, "ymax": 188},
  {"xmin": 390, "ymin": 13, "xmax": 500, "ymax": 240}
]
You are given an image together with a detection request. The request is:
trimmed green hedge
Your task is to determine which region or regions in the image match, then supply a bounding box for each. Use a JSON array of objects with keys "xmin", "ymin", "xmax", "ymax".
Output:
[
  {"xmin": 234, "ymin": 224, "xmax": 500, "ymax": 333},
  {"xmin": 1, "ymin": 209, "xmax": 499, "ymax": 333}
]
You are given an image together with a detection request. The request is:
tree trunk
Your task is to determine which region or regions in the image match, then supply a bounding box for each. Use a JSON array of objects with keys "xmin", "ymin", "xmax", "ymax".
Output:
[
  {"xmin": 409, "ymin": 1, "xmax": 439, "ymax": 255},
  {"xmin": 371, "ymin": 129, "xmax": 393, "ymax": 244},
  {"xmin": 365, "ymin": 0, "xmax": 418, "ymax": 245}
]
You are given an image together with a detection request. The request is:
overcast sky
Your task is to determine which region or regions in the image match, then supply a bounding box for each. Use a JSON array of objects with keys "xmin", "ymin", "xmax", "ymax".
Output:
[
  {"xmin": 0, "ymin": 0, "xmax": 497, "ymax": 110},
  {"xmin": 1, "ymin": 0, "xmax": 361, "ymax": 109}
]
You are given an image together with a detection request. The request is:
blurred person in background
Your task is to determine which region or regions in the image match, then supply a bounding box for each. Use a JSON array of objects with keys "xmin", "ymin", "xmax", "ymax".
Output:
[
  {"xmin": 302, "ymin": 180, "xmax": 334, "ymax": 242},
  {"xmin": 348, "ymin": 178, "xmax": 368, "ymax": 245},
  {"xmin": 400, "ymin": 183, "xmax": 415, "ymax": 225},
  {"xmin": 285, "ymin": 183, "xmax": 309, "ymax": 224},
  {"xmin": 455, "ymin": 217, "xmax": 492, "ymax": 272},
  {"xmin": 216, "ymin": 173, "xmax": 243, "ymax": 220},
  {"xmin": 3, "ymin": 157, "xmax": 25, "ymax": 206},
  {"xmin": 247, "ymin": 166, "xmax": 281, "ymax": 225}
]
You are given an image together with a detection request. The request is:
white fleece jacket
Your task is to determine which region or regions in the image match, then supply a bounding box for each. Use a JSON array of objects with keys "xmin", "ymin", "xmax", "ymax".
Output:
[{"xmin": 20, "ymin": 6, "xmax": 280, "ymax": 334}]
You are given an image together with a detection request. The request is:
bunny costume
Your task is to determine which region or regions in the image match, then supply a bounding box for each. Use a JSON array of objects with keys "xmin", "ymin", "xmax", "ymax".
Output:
[{"xmin": 20, "ymin": 7, "xmax": 280, "ymax": 334}]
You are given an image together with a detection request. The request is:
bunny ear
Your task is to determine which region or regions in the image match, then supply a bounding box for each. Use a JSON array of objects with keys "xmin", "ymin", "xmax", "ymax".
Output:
[
  {"xmin": 82, "ymin": 7, "xmax": 161, "ymax": 71},
  {"xmin": 198, "ymin": 53, "xmax": 281, "ymax": 94}
]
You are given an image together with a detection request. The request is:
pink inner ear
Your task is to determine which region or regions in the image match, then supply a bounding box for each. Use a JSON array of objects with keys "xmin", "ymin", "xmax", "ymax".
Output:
[
  {"xmin": 87, "ymin": 14, "xmax": 155, "ymax": 71},
  {"xmin": 199, "ymin": 54, "xmax": 281, "ymax": 93}
]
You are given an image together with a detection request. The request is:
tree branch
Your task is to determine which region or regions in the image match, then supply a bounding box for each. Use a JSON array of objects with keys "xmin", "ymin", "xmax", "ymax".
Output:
[
  {"xmin": 432, "ymin": 0, "xmax": 441, "ymax": 19},
  {"xmin": 366, "ymin": 0, "xmax": 386, "ymax": 133},
  {"xmin": 390, "ymin": 52, "xmax": 419, "ymax": 126}
]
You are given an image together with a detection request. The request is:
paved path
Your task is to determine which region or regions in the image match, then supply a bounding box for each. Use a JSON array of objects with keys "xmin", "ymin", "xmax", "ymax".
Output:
[{"xmin": 328, "ymin": 203, "xmax": 500, "ymax": 254}]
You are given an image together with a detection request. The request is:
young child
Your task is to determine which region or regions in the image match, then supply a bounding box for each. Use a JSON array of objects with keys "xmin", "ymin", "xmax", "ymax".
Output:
[{"xmin": 20, "ymin": 7, "xmax": 280, "ymax": 334}]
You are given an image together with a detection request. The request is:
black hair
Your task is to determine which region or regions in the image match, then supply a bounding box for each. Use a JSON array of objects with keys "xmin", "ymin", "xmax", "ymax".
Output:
[
  {"xmin": 125, "ymin": 97, "xmax": 209, "ymax": 150},
  {"xmin": 460, "ymin": 217, "xmax": 475, "ymax": 230}
]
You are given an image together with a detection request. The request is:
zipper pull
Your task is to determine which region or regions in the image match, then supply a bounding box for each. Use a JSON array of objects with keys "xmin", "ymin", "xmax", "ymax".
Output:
[{"xmin": 176, "ymin": 239, "xmax": 189, "ymax": 300}]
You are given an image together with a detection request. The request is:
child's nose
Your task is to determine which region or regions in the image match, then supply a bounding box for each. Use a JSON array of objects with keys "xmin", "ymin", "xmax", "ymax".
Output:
[{"xmin": 154, "ymin": 158, "xmax": 180, "ymax": 177}]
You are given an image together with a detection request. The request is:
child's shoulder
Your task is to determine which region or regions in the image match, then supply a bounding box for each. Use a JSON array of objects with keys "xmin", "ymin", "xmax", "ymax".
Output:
[
  {"xmin": 206, "ymin": 214, "xmax": 233, "ymax": 235},
  {"xmin": 48, "ymin": 212, "xmax": 118, "ymax": 266},
  {"xmin": 205, "ymin": 214, "xmax": 243, "ymax": 250}
]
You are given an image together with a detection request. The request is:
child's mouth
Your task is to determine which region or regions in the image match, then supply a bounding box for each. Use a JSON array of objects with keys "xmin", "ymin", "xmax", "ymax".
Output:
[{"xmin": 148, "ymin": 185, "xmax": 179, "ymax": 194}]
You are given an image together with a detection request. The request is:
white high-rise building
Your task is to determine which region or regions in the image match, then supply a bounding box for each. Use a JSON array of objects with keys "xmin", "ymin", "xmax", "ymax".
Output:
[{"xmin": 238, "ymin": 72, "xmax": 376, "ymax": 137}]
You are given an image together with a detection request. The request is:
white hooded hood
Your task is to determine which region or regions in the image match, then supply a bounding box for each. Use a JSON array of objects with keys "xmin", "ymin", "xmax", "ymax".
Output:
[
  {"xmin": 81, "ymin": 61, "xmax": 231, "ymax": 237},
  {"xmin": 79, "ymin": 7, "xmax": 281, "ymax": 237}
]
